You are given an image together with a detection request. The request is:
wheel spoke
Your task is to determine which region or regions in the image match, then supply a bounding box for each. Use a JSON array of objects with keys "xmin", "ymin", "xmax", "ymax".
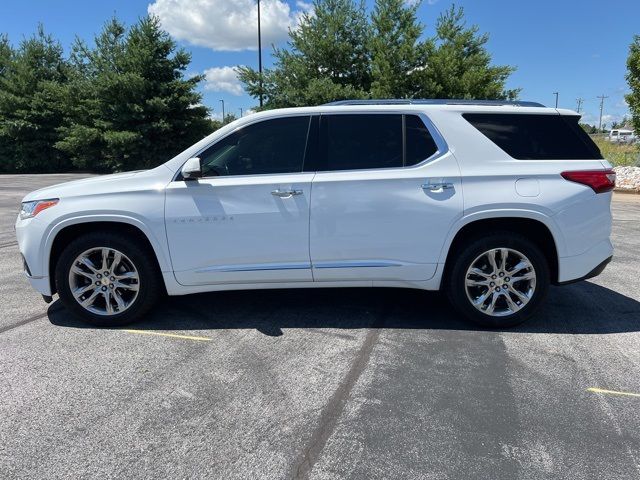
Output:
[
  {"xmin": 512, "ymin": 271, "xmax": 535, "ymax": 281},
  {"xmin": 103, "ymin": 290, "xmax": 114, "ymax": 314},
  {"xmin": 503, "ymin": 292, "xmax": 521, "ymax": 312},
  {"xmin": 466, "ymin": 278, "xmax": 490, "ymax": 287},
  {"xmin": 78, "ymin": 257, "xmax": 99, "ymax": 274},
  {"xmin": 72, "ymin": 284, "xmax": 95, "ymax": 299},
  {"xmin": 487, "ymin": 250, "xmax": 498, "ymax": 274},
  {"xmin": 114, "ymin": 280, "xmax": 139, "ymax": 291},
  {"xmin": 115, "ymin": 271, "xmax": 137, "ymax": 280},
  {"xmin": 499, "ymin": 248, "xmax": 508, "ymax": 271},
  {"xmin": 110, "ymin": 251, "xmax": 122, "ymax": 274},
  {"xmin": 473, "ymin": 289, "xmax": 492, "ymax": 307},
  {"xmin": 71, "ymin": 265, "xmax": 94, "ymax": 279},
  {"xmin": 485, "ymin": 292, "xmax": 500, "ymax": 314},
  {"xmin": 469, "ymin": 267, "xmax": 490, "ymax": 279},
  {"xmin": 101, "ymin": 248, "xmax": 110, "ymax": 272},
  {"xmin": 508, "ymin": 285, "xmax": 529, "ymax": 303},
  {"xmin": 80, "ymin": 289, "xmax": 100, "ymax": 308},
  {"xmin": 508, "ymin": 260, "xmax": 532, "ymax": 276},
  {"xmin": 113, "ymin": 290, "xmax": 126, "ymax": 311}
]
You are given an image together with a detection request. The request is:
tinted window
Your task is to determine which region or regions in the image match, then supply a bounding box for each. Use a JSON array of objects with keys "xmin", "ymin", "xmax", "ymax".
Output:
[
  {"xmin": 323, "ymin": 114, "xmax": 403, "ymax": 171},
  {"xmin": 199, "ymin": 116, "xmax": 310, "ymax": 177},
  {"xmin": 463, "ymin": 113, "xmax": 602, "ymax": 160},
  {"xmin": 405, "ymin": 115, "xmax": 438, "ymax": 166}
]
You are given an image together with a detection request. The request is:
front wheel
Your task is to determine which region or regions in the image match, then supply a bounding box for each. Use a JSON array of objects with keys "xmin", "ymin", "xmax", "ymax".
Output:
[
  {"xmin": 55, "ymin": 232, "xmax": 161, "ymax": 327},
  {"xmin": 445, "ymin": 233, "xmax": 550, "ymax": 328}
]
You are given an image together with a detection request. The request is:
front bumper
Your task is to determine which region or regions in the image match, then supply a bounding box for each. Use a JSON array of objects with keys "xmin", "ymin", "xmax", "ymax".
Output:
[{"xmin": 16, "ymin": 215, "xmax": 52, "ymax": 296}]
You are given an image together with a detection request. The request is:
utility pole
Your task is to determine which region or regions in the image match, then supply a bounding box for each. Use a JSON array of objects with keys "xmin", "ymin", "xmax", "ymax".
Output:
[
  {"xmin": 239, "ymin": 107, "xmax": 243, "ymax": 117},
  {"xmin": 553, "ymin": 92, "xmax": 559, "ymax": 108},
  {"xmin": 576, "ymin": 98, "xmax": 584, "ymax": 113},
  {"xmin": 219, "ymin": 99, "xmax": 225, "ymax": 123},
  {"xmin": 597, "ymin": 94, "xmax": 608, "ymax": 132},
  {"xmin": 257, "ymin": 0, "xmax": 263, "ymax": 108}
]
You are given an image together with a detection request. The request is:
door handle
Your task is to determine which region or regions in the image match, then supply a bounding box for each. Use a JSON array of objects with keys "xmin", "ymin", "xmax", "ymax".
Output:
[
  {"xmin": 271, "ymin": 189, "xmax": 303, "ymax": 198},
  {"xmin": 421, "ymin": 182, "xmax": 454, "ymax": 192}
]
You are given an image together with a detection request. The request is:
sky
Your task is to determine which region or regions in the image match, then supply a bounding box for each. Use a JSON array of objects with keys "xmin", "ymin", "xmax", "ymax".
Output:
[{"xmin": 1, "ymin": 0, "xmax": 638, "ymax": 127}]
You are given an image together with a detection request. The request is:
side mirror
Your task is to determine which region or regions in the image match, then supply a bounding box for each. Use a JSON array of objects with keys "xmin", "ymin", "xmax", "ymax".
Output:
[{"xmin": 181, "ymin": 157, "xmax": 202, "ymax": 180}]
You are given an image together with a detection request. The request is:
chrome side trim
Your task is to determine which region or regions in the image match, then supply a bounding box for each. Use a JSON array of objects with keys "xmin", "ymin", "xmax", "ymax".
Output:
[
  {"xmin": 313, "ymin": 261, "xmax": 403, "ymax": 269},
  {"xmin": 195, "ymin": 262, "xmax": 311, "ymax": 273}
]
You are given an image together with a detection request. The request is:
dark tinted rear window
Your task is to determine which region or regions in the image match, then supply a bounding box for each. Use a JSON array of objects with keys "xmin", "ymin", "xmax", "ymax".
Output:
[
  {"xmin": 324, "ymin": 114, "xmax": 403, "ymax": 171},
  {"xmin": 463, "ymin": 113, "xmax": 603, "ymax": 160}
]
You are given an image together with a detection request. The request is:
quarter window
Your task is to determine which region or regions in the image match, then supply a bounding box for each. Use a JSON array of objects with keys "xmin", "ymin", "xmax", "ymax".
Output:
[
  {"xmin": 405, "ymin": 114, "xmax": 439, "ymax": 166},
  {"xmin": 199, "ymin": 116, "xmax": 311, "ymax": 177}
]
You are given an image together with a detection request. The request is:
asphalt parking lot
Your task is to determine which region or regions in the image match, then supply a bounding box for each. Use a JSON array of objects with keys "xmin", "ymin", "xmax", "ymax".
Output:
[{"xmin": 1, "ymin": 174, "xmax": 639, "ymax": 479}]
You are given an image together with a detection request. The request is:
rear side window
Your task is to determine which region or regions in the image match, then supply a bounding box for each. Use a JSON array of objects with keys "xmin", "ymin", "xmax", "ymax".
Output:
[
  {"xmin": 315, "ymin": 114, "xmax": 439, "ymax": 171},
  {"xmin": 463, "ymin": 113, "xmax": 603, "ymax": 160},
  {"xmin": 324, "ymin": 114, "xmax": 403, "ymax": 171}
]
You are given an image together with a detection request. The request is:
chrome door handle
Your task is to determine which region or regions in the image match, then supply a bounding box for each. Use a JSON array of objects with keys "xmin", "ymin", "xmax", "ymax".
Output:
[
  {"xmin": 422, "ymin": 182, "xmax": 454, "ymax": 192},
  {"xmin": 271, "ymin": 189, "xmax": 303, "ymax": 198}
]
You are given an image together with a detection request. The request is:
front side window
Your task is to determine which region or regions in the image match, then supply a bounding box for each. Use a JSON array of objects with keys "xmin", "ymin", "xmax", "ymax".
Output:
[
  {"xmin": 463, "ymin": 113, "xmax": 603, "ymax": 160},
  {"xmin": 199, "ymin": 116, "xmax": 311, "ymax": 177}
]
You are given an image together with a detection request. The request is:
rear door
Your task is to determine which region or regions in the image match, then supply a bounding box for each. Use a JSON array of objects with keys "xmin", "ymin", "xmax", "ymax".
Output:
[{"xmin": 308, "ymin": 112, "xmax": 463, "ymax": 282}]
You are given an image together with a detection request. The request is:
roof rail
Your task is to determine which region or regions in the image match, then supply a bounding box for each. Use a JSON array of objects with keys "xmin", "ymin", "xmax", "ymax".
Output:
[{"xmin": 323, "ymin": 99, "xmax": 546, "ymax": 107}]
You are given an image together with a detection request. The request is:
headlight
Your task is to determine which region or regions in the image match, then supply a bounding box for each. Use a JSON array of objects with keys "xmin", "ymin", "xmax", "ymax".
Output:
[{"xmin": 19, "ymin": 199, "xmax": 59, "ymax": 219}]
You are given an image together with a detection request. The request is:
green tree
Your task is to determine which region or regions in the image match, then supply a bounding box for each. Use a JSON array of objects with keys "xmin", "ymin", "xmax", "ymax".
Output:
[
  {"xmin": 369, "ymin": 0, "xmax": 429, "ymax": 98},
  {"xmin": 626, "ymin": 36, "xmax": 640, "ymax": 134},
  {"xmin": 237, "ymin": 0, "xmax": 371, "ymax": 108},
  {"xmin": 0, "ymin": 26, "xmax": 70, "ymax": 172},
  {"xmin": 57, "ymin": 16, "xmax": 212, "ymax": 172},
  {"xmin": 416, "ymin": 5, "xmax": 518, "ymax": 100}
]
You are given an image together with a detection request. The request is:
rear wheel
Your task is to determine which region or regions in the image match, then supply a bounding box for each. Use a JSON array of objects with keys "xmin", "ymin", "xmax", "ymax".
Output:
[
  {"xmin": 55, "ymin": 232, "xmax": 161, "ymax": 326},
  {"xmin": 445, "ymin": 233, "xmax": 550, "ymax": 328}
]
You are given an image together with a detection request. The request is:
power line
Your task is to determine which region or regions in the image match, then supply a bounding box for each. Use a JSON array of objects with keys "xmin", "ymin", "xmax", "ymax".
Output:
[{"xmin": 597, "ymin": 94, "xmax": 609, "ymax": 132}]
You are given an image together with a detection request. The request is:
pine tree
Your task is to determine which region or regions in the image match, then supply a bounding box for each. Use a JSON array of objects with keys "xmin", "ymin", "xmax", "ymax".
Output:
[
  {"xmin": 237, "ymin": 0, "xmax": 371, "ymax": 108},
  {"xmin": 57, "ymin": 16, "xmax": 212, "ymax": 172},
  {"xmin": 416, "ymin": 5, "xmax": 519, "ymax": 100},
  {"xmin": 0, "ymin": 26, "xmax": 70, "ymax": 172},
  {"xmin": 370, "ymin": 0, "xmax": 429, "ymax": 98}
]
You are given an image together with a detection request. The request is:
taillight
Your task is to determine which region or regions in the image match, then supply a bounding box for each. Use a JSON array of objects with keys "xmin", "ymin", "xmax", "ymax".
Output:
[{"xmin": 560, "ymin": 169, "xmax": 616, "ymax": 193}]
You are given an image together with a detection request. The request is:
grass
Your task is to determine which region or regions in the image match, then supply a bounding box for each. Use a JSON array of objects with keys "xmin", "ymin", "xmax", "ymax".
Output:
[{"xmin": 592, "ymin": 136, "xmax": 639, "ymax": 167}]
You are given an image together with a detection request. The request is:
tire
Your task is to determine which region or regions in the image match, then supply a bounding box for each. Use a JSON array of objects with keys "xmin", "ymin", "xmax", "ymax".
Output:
[
  {"xmin": 55, "ymin": 232, "xmax": 162, "ymax": 327},
  {"xmin": 444, "ymin": 232, "xmax": 550, "ymax": 328}
]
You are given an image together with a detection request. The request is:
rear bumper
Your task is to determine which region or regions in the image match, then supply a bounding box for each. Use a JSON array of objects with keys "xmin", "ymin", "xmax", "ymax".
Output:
[
  {"xmin": 556, "ymin": 255, "xmax": 612, "ymax": 285},
  {"xmin": 556, "ymin": 238, "xmax": 613, "ymax": 283}
]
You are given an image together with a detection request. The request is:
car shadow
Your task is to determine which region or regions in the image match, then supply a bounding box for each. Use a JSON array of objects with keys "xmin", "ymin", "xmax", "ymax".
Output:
[{"xmin": 47, "ymin": 281, "xmax": 640, "ymax": 336}]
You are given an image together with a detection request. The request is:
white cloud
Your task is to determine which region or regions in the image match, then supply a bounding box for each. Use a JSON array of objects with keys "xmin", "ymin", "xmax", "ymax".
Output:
[
  {"xmin": 148, "ymin": 0, "xmax": 299, "ymax": 51},
  {"xmin": 203, "ymin": 66, "xmax": 244, "ymax": 95}
]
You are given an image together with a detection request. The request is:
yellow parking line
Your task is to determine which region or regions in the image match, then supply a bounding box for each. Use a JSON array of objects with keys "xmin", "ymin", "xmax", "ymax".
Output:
[
  {"xmin": 587, "ymin": 387, "xmax": 640, "ymax": 398},
  {"xmin": 123, "ymin": 329, "xmax": 212, "ymax": 342}
]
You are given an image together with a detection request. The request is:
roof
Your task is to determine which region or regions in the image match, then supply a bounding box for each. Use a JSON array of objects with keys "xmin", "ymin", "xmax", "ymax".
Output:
[{"xmin": 324, "ymin": 99, "xmax": 546, "ymax": 108}]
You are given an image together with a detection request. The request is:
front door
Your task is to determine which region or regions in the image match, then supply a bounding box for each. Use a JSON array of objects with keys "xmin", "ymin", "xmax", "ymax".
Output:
[
  {"xmin": 309, "ymin": 113, "xmax": 463, "ymax": 282},
  {"xmin": 165, "ymin": 115, "xmax": 315, "ymax": 286}
]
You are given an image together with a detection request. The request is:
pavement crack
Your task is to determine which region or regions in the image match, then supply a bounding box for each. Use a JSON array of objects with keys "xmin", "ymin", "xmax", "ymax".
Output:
[{"xmin": 291, "ymin": 304, "xmax": 389, "ymax": 480}]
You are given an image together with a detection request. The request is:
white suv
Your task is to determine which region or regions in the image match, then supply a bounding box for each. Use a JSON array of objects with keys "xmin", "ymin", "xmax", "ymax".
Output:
[{"xmin": 15, "ymin": 100, "xmax": 615, "ymax": 328}]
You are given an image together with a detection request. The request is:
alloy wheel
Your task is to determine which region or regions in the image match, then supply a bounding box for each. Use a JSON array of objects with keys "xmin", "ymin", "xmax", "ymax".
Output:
[
  {"xmin": 464, "ymin": 248, "xmax": 536, "ymax": 317},
  {"xmin": 68, "ymin": 247, "xmax": 140, "ymax": 316}
]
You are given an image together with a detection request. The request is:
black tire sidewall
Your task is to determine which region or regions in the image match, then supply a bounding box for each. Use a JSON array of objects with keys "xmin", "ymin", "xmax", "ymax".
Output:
[
  {"xmin": 55, "ymin": 232, "xmax": 160, "ymax": 327},
  {"xmin": 445, "ymin": 232, "xmax": 550, "ymax": 328}
]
